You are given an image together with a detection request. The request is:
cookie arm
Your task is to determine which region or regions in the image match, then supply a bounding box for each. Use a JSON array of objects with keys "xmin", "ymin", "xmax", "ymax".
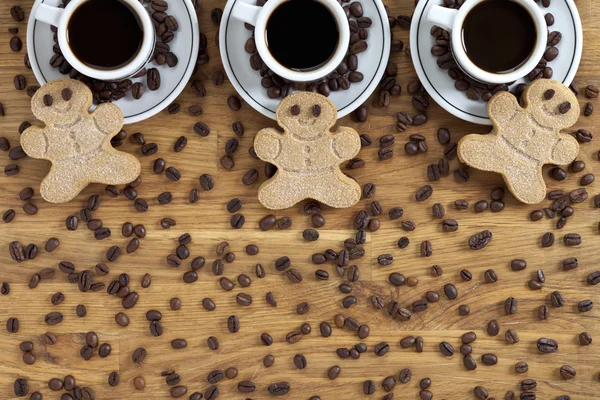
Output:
[
  {"xmin": 254, "ymin": 128, "xmax": 283, "ymax": 163},
  {"xmin": 550, "ymin": 134, "xmax": 579, "ymax": 166},
  {"xmin": 332, "ymin": 127, "xmax": 361, "ymax": 160},
  {"xmin": 488, "ymin": 92, "xmax": 521, "ymax": 125},
  {"xmin": 20, "ymin": 126, "xmax": 49, "ymax": 159},
  {"xmin": 91, "ymin": 103, "xmax": 124, "ymax": 136}
]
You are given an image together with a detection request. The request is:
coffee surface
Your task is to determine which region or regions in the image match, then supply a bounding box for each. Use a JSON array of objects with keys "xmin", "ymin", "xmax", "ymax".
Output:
[
  {"xmin": 67, "ymin": 0, "xmax": 143, "ymax": 70},
  {"xmin": 462, "ymin": 0, "xmax": 536, "ymax": 73},
  {"xmin": 266, "ymin": 0, "xmax": 339, "ymax": 71}
]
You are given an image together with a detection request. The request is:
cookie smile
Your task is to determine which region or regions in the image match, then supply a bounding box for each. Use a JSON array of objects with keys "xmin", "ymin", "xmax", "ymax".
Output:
[{"xmin": 298, "ymin": 118, "xmax": 317, "ymax": 127}]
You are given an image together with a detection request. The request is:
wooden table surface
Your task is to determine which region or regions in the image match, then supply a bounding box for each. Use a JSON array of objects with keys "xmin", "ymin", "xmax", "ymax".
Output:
[{"xmin": 1, "ymin": 0, "xmax": 600, "ymax": 399}]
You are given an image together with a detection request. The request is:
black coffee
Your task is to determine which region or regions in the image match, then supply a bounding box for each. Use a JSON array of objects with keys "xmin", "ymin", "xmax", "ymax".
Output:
[
  {"xmin": 266, "ymin": 0, "xmax": 338, "ymax": 70},
  {"xmin": 67, "ymin": 0, "xmax": 143, "ymax": 70},
  {"xmin": 462, "ymin": 0, "xmax": 536, "ymax": 73}
]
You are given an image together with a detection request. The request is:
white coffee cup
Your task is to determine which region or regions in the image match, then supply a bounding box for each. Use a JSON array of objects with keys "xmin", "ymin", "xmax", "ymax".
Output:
[
  {"xmin": 34, "ymin": 0, "xmax": 155, "ymax": 81},
  {"xmin": 427, "ymin": 0, "xmax": 547, "ymax": 84},
  {"xmin": 230, "ymin": 0, "xmax": 350, "ymax": 82}
]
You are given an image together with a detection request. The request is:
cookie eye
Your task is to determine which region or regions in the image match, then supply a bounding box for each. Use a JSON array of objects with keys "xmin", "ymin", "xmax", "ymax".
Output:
[
  {"xmin": 61, "ymin": 88, "xmax": 72, "ymax": 101},
  {"xmin": 558, "ymin": 101, "xmax": 571, "ymax": 114},
  {"xmin": 290, "ymin": 105, "xmax": 300, "ymax": 116},
  {"xmin": 312, "ymin": 105, "xmax": 321, "ymax": 117},
  {"xmin": 543, "ymin": 89, "xmax": 555, "ymax": 100},
  {"xmin": 43, "ymin": 94, "xmax": 53, "ymax": 107}
]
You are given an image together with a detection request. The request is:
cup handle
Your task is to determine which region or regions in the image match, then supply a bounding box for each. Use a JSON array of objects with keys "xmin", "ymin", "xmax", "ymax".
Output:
[
  {"xmin": 35, "ymin": 3, "xmax": 64, "ymax": 27},
  {"xmin": 230, "ymin": 2, "xmax": 261, "ymax": 26},
  {"xmin": 426, "ymin": 5, "xmax": 457, "ymax": 32}
]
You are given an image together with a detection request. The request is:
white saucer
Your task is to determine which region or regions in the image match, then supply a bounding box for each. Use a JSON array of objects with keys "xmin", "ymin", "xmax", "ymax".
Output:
[
  {"xmin": 410, "ymin": 0, "xmax": 582, "ymax": 125},
  {"xmin": 219, "ymin": 0, "xmax": 390, "ymax": 120},
  {"xmin": 26, "ymin": 0, "xmax": 199, "ymax": 125}
]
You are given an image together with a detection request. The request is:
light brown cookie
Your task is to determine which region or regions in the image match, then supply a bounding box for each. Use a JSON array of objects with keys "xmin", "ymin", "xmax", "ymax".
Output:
[
  {"xmin": 21, "ymin": 78, "xmax": 140, "ymax": 203},
  {"xmin": 254, "ymin": 92, "xmax": 361, "ymax": 210},
  {"xmin": 458, "ymin": 79, "xmax": 579, "ymax": 204}
]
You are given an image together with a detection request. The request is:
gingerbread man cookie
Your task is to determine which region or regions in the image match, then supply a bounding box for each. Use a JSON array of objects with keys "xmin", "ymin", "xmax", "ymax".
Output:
[
  {"xmin": 254, "ymin": 92, "xmax": 361, "ymax": 210},
  {"xmin": 458, "ymin": 79, "xmax": 580, "ymax": 204},
  {"xmin": 21, "ymin": 79, "xmax": 140, "ymax": 203}
]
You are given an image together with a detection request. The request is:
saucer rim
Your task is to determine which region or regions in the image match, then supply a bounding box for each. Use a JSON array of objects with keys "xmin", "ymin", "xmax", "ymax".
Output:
[
  {"xmin": 410, "ymin": 0, "xmax": 583, "ymax": 126},
  {"xmin": 219, "ymin": 0, "xmax": 391, "ymax": 120},
  {"xmin": 26, "ymin": 0, "xmax": 200, "ymax": 125}
]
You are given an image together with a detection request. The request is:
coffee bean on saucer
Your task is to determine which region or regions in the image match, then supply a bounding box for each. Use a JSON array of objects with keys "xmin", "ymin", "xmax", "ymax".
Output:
[
  {"xmin": 147, "ymin": 68, "xmax": 161, "ymax": 90},
  {"xmin": 131, "ymin": 83, "xmax": 144, "ymax": 99}
]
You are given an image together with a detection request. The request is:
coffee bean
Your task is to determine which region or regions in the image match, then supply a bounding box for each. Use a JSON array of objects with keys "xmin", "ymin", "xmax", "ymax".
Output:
[
  {"xmin": 14, "ymin": 378, "xmax": 28, "ymax": 396},
  {"xmin": 125, "ymin": 81, "xmax": 142, "ymax": 99},
  {"xmin": 579, "ymin": 331, "xmax": 592, "ymax": 346},
  {"xmin": 537, "ymin": 337, "xmax": 558, "ymax": 353},
  {"xmin": 268, "ymin": 382, "xmax": 290, "ymax": 396},
  {"xmin": 23, "ymin": 203, "xmax": 38, "ymax": 215},
  {"xmin": 10, "ymin": 5, "xmax": 25, "ymax": 21},
  {"xmin": 374, "ymin": 342, "xmax": 389, "ymax": 356},
  {"xmin": 463, "ymin": 355, "xmax": 477, "ymax": 370},
  {"xmin": 563, "ymin": 233, "xmax": 581, "ymax": 246},
  {"xmin": 227, "ymin": 315, "xmax": 240, "ymax": 333},
  {"xmin": 558, "ymin": 365, "xmax": 576, "ymax": 380},
  {"xmin": 260, "ymin": 333, "xmax": 273, "ymax": 346},
  {"xmin": 439, "ymin": 341, "xmax": 454, "ymax": 356},
  {"xmin": 420, "ymin": 240, "xmax": 433, "ymax": 257},
  {"xmin": 9, "ymin": 36, "xmax": 22, "ymax": 52},
  {"xmin": 14, "ymin": 74, "xmax": 26, "ymax": 90},
  {"xmin": 396, "ymin": 368, "xmax": 412, "ymax": 384},
  {"xmin": 227, "ymin": 95, "xmax": 241, "ymax": 110},
  {"xmin": 578, "ymin": 299, "xmax": 593, "ymax": 312},
  {"xmin": 146, "ymin": 68, "xmax": 161, "ymax": 90}
]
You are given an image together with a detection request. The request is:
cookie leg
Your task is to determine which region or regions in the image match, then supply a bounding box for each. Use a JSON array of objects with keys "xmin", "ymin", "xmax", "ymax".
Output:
[
  {"xmin": 41, "ymin": 161, "xmax": 89, "ymax": 203},
  {"xmin": 311, "ymin": 172, "xmax": 361, "ymax": 208},
  {"xmin": 504, "ymin": 166, "xmax": 546, "ymax": 204},
  {"xmin": 258, "ymin": 174, "xmax": 307, "ymax": 210},
  {"xmin": 86, "ymin": 150, "xmax": 141, "ymax": 185}
]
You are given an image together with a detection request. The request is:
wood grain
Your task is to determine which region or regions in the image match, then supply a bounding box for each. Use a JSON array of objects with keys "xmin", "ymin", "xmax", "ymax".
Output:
[{"xmin": 0, "ymin": 0, "xmax": 599, "ymax": 399}]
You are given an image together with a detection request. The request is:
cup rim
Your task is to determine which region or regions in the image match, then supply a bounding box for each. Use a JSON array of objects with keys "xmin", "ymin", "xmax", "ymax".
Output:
[
  {"xmin": 450, "ymin": 0, "xmax": 548, "ymax": 84},
  {"xmin": 253, "ymin": 0, "xmax": 350, "ymax": 82},
  {"xmin": 56, "ymin": 0, "xmax": 155, "ymax": 81}
]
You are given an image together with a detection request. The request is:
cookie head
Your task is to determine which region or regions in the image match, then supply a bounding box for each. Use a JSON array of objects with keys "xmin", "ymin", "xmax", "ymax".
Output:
[
  {"xmin": 524, "ymin": 79, "xmax": 579, "ymax": 130},
  {"xmin": 31, "ymin": 79, "xmax": 91, "ymax": 125},
  {"xmin": 276, "ymin": 92, "xmax": 337, "ymax": 139}
]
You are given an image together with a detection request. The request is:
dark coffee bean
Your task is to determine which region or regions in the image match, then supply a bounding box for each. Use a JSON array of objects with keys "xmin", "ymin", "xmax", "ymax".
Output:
[
  {"xmin": 227, "ymin": 95, "xmax": 242, "ymax": 110},
  {"xmin": 374, "ymin": 341, "xmax": 389, "ymax": 356},
  {"xmin": 420, "ymin": 240, "xmax": 433, "ymax": 257},
  {"xmin": 45, "ymin": 312, "xmax": 63, "ymax": 325},
  {"xmin": 13, "ymin": 378, "xmax": 28, "ymax": 396},
  {"xmin": 563, "ymin": 233, "xmax": 581, "ymax": 246},
  {"xmin": 14, "ymin": 74, "xmax": 26, "ymax": 90},
  {"xmin": 6, "ymin": 317, "xmax": 19, "ymax": 333},
  {"xmin": 537, "ymin": 337, "xmax": 558, "ymax": 353},
  {"xmin": 474, "ymin": 386, "xmax": 489, "ymax": 400},
  {"xmin": 227, "ymin": 315, "xmax": 240, "ymax": 333},
  {"xmin": 578, "ymin": 299, "xmax": 593, "ymax": 312},
  {"xmin": 463, "ymin": 355, "xmax": 477, "ymax": 370},
  {"xmin": 439, "ymin": 341, "xmax": 454, "ymax": 356}
]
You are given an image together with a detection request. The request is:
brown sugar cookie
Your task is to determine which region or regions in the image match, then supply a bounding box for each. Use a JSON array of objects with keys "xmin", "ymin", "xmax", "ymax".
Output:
[
  {"xmin": 458, "ymin": 79, "xmax": 580, "ymax": 204},
  {"xmin": 20, "ymin": 78, "xmax": 140, "ymax": 203},
  {"xmin": 254, "ymin": 92, "xmax": 361, "ymax": 210}
]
